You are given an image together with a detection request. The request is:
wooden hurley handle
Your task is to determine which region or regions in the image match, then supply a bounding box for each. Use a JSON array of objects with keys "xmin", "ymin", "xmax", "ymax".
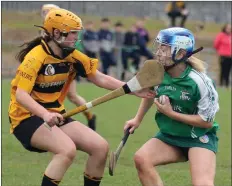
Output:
[
  {"xmin": 91, "ymin": 87, "xmax": 126, "ymax": 106},
  {"xmin": 62, "ymin": 87, "xmax": 126, "ymax": 118},
  {"xmin": 62, "ymin": 105, "xmax": 87, "ymax": 118},
  {"xmin": 44, "ymin": 87, "xmax": 127, "ymax": 130},
  {"xmin": 115, "ymin": 127, "xmax": 131, "ymax": 159}
]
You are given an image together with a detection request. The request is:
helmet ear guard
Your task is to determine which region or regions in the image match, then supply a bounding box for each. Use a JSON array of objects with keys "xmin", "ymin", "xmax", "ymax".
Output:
[{"xmin": 172, "ymin": 46, "xmax": 204, "ymax": 63}]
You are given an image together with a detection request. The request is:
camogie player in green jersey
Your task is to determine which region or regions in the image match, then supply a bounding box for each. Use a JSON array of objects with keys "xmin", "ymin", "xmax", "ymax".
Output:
[{"xmin": 124, "ymin": 27, "xmax": 219, "ymax": 186}]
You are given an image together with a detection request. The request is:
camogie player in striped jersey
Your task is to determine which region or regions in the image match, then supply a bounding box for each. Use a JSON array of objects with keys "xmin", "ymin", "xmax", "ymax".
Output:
[
  {"xmin": 124, "ymin": 27, "xmax": 220, "ymax": 186},
  {"xmin": 41, "ymin": 4, "xmax": 97, "ymax": 131},
  {"xmin": 8, "ymin": 8, "xmax": 154, "ymax": 186}
]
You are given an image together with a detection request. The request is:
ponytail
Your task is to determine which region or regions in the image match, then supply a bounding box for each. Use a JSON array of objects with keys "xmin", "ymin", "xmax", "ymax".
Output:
[
  {"xmin": 187, "ymin": 56, "xmax": 207, "ymax": 73},
  {"xmin": 15, "ymin": 37, "xmax": 43, "ymax": 63}
]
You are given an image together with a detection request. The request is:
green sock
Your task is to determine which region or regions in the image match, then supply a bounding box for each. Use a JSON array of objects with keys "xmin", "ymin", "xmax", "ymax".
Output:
[
  {"xmin": 84, "ymin": 172, "xmax": 102, "ymax": 186},
  {"xmin": 41, "ymin": 174, "xmax": 61, "ymax": 186}
]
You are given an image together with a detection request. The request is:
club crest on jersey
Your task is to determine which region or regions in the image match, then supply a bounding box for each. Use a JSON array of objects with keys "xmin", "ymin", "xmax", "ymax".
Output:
[
  {"xmin": 180, "ymin": 90, "xmax": 190, "ymax": 101},
  {"xmin": 45, "ymin": 64, "xmax": 55, "ymax": 76},
  {"xmin": 199, "ymin": 135, "xmax": 209, "ymax": 143}
]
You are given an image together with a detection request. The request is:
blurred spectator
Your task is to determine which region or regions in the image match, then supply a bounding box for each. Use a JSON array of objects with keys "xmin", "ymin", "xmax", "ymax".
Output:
[
  {"xmin": 39, "ymin": 4, "xmax": 60, "ymax": 37},
  {"xmin": 114, "ymin": 22, "xmax": 125, "ymax": 79},
  {"xmin": 165, "ymin": 1, "xmax": 189, "ymax": 27},
  {"xmin": 214, "ymin": 23, "xmax": 232, "ymax": 88},
  {"xmin": 82, "ymin": 21, "xmax": 99, "ymax": 58},
  {"xmin": 136, "ymin": 18, "xmax": 153, "ymax": 60},
  {"xmin": 121, "ymin": 24, "xmax": 141, "ymax": 80},
  {"xmin": 114, "ymin": 22, "xmax": 125, "ymax": 49},
  {"xmin": 98, "ymin": 18, "xmax": 116, "ymax": 75},
  {"xmin": 41, "ymin": 4, "xmax": 60, "ymax": 19}
]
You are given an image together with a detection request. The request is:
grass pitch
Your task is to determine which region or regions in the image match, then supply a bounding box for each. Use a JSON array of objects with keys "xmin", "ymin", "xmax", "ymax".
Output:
[{"xmin": 1, "ymin": 80, "xmax": 231, "ymax": 186}]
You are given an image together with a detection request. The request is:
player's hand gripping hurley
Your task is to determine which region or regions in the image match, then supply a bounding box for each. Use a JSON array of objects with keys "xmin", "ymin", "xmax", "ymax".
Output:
[
  {"xmin": 109, "ymin": 127, "xmax": 131, "ymax": 176},
  {"xmin": 44, "ymin": 60, "xmax": 164, "ymax": 130}
]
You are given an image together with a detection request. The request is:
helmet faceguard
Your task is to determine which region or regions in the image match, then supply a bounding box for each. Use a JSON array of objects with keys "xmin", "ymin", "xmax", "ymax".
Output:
[{"xmin": 152, "ymin": 42, "xmax": 174, "ymax": 67}]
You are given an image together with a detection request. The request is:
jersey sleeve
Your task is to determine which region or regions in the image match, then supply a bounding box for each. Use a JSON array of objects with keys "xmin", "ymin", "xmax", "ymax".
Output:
[
  {"xmin": 71, "ymin": 50, "xmax": 98, "ymax": 77},
  {"xmin": 16, "ymin": 52, "xmax": 43, "ymax": 93},
  {"xmin": 196, "ymin": 75, "xmax": 219, "ymax": 122}
]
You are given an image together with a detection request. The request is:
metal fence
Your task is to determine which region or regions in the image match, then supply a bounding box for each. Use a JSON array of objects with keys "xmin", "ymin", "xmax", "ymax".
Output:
[{"xmin": 1, "ymin": 1, "xmax": 231, "ymax": 23}]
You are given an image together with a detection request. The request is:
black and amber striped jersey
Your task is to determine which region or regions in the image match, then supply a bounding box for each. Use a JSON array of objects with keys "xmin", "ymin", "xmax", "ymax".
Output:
[{"xmin": 8, "ymin": 39, "xmax": 98, "ymax": 133}]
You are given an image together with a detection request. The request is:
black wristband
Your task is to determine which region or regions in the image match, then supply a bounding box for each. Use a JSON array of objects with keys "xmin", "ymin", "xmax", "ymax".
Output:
[{"xmin": 122, "ymin": 84, "xmax": 131, "ymax": 94}]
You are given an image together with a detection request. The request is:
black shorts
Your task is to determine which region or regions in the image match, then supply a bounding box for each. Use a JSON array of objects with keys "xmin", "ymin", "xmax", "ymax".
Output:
[{"xmin": 13, "ymin": 115, "xmax": 75, "ymax": 153}]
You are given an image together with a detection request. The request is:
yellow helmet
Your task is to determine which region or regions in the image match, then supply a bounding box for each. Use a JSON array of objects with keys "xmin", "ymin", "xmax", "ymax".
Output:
[
  {"xmin": 41, "ymin": 4, "xmax": 60, "ymax": 19},
  {"xmin": 43, "ymin": 8, "xmax": 83, "ymax": 34}
]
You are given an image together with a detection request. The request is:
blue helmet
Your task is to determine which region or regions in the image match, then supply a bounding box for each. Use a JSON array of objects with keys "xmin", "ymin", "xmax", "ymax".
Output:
[{"xmin": 155, "ymin": 27, "xmax": 196, "ymax": 63}]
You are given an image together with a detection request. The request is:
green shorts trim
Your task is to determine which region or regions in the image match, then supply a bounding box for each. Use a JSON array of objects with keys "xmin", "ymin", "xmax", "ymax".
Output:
[{"xmin": 154, "ymin": 131, "xmax": 218, "ymax": 159}]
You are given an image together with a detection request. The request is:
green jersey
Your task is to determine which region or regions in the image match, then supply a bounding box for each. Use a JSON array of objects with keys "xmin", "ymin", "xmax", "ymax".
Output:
[{"xmin": 155, "ymin": 65, "xmax": 219, "ymax": 138}]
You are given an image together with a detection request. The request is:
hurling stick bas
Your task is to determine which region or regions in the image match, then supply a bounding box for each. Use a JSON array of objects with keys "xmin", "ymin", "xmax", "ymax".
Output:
[
  {"xmin": 135, "ymin": 59, "xmax": 164, "ymax": 89},
  {"xmin": 109, "ymin": 127, "xmax": 131, "ymax": 176},
  {"xmin": 109, "ymin": 152, "xmax": 116, "ymax": 176}
]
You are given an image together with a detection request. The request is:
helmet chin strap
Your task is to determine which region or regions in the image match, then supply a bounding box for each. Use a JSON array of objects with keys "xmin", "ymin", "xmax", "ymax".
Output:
[{"xmin": 164, "ymin": 46, "xmax": 204, "ymax": 71}]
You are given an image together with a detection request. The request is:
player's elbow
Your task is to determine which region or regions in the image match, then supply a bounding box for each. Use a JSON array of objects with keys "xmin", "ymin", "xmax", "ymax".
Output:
[
  {"xmin": 205, "ymin": 122, "xmax": 213, "ymax": 128},
  {"xmin": 201, "ymin": 121, "xmax": 213, "ymax": 129},
  {"xmin": 16, "ymin": 88, "xmax": 24, "ymax": 103},
  {"xmin": 15, "ymin": 88, "xmax": 28, "ymax": 104},
  {"xmin": 198, "ymin": 115, "xmax": 214, "ymax": 128}
]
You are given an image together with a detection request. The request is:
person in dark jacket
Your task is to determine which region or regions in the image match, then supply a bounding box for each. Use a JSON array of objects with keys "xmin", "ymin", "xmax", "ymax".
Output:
[
  {"xmin": 136, "ymin": 19, "xmax": 153, "ymax": 60},
  {"xmin": 121, "ymin": 24, "xmax": 141, "ymax": 80},
  {"xmin": 114, "ymin": 22, "xmax": 125, "ymax": 79},
  {"xmin": 98, "ymin": 18, "xmax": 116, "ymax": 75},
  {"xmin": 82, "ymin": 21, "xmax": 99, "ymax": 58}
]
